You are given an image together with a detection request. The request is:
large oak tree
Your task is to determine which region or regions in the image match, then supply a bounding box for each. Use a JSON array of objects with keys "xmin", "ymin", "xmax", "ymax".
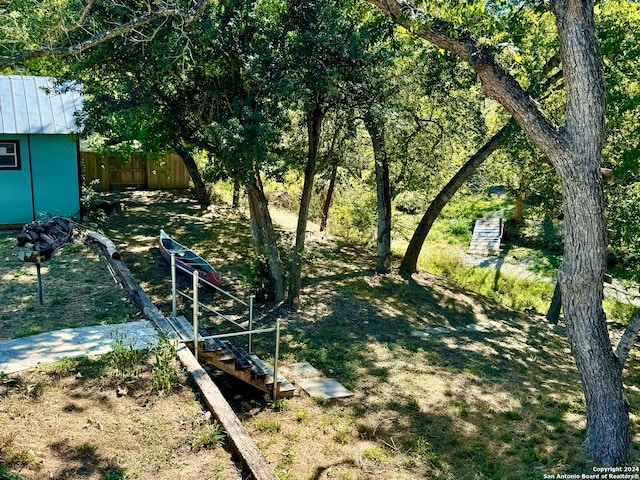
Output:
[{"xmin": 366, "ymin": 0, "xmax": 629, "ymax": 466}]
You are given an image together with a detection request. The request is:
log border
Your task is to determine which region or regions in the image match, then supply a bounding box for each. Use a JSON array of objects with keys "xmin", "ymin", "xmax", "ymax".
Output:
[{"xmin": 85, "ymin": 232, "xmax": 278, "ymax": 480}]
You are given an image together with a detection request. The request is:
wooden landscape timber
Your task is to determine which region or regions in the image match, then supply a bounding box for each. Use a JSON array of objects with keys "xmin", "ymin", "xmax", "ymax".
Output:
[
  {"xmin": 85, "ymin": 231, "xmax": 279, "ymax": 480},
  {"xmin": 177, "ymin": 345, "xmax": 279, "ymax": 480},
  {"xmin": 84, "ymin": 230, "xmax": 121, "ymax": 260}
]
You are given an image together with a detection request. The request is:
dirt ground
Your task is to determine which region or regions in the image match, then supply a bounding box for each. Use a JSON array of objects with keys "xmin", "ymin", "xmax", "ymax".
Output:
[
  {"xmin": 0, "ymin": 356, "xmax": 242, "ymax": 480},
  {"xmin": 2, "ymin": 190, "xmax": 639, "ymax": 479}
]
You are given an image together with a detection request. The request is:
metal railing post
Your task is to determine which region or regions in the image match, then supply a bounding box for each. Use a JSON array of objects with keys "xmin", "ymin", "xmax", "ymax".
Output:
[
  {"xmin": 171, "ymin": 253, "xmax": 177, "ymax": 319},
  {"xmin": 273, "ymin": 319, "xmax": 281, "ymax": 403},
  {"xmin": 193, "ymin": 271, "xmax": 199, "ymax": 363},
  {"xmin": 248, "ymin": 295, "xmax": 254, "ymax": 353}
]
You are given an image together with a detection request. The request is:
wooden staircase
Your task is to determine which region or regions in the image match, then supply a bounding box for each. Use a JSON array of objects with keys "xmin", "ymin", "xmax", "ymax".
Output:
[
  {"xmin": 469, "ymin": 216, "xmax": 504, "ymax": 256},
  {"xmin": 166, "ymin": 315, "xmax": 295, "ymax": 398}
]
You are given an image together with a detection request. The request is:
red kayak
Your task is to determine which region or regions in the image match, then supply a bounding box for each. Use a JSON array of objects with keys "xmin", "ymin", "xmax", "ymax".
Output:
[{"xmin": 159, "ymin": 229, "xmax": 221, "ymax": 287}]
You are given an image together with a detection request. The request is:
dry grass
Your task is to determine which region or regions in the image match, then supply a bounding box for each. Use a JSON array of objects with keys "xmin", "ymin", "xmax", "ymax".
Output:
[
  {"xmin": 0, "ymin": 236, "xmax": 137, "ymax": 340},
  {"xmin": 0, "ymin": 356, "xmax": 241, "ymax": 480},
  {"xmin": 2, "ymin": 190, "xmax": 640, "ymax": 479}
]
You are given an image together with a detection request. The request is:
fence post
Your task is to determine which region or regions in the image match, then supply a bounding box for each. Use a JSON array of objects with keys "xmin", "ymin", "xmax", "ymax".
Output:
[
  {"xmin": 193, "ymin": 271, "xmax": 199, "ymax": 363},
  {"xmin": 248, "ymin": 295, "xmax": 254, "ymax": 353},
  {"xmin": 273, "ymin": 319, "xmax": 281, "ymax": 403},
  {"xmin": 171, "ymin": 253, "xmax": 177, "ymax": 319}
]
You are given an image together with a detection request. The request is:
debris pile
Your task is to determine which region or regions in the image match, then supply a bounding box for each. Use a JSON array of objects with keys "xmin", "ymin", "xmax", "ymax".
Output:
[{"xmin": 17, "ymin": 217, "xmax": 74, "ymax": 263}]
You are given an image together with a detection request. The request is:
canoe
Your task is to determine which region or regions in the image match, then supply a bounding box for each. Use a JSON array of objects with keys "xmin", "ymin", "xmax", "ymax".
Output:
[{"xmin": 159, "ymin": 229, "xmax": 222, "ymax": 287}]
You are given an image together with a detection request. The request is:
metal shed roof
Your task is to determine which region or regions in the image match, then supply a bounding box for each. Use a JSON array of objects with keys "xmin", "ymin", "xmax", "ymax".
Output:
[{"xmin": 0, "ymin": 75, "xmax": 83, "ymax": 135}]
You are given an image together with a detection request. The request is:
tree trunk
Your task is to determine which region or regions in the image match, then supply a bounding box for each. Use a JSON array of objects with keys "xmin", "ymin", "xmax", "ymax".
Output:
[
  {"xmin": 551, "ymin": 1, "xmax": 629, "ymax": 465},
  {"xmin": 247, "ymin": 176, "xmax": 285, "ymax": 302},
  {"xmin": 364, "ymin": 113, "xmax": 392, "ymax": 274},
  {"xmin": 320, "ymin": 160, "xmax": 338, "ymax": 233},
  {"xmin": 555, "ymin": 155, "xmax": 629, "ymax": 466},
  {"xmin": 287, "ymin": 104, "xmax": 325, "ymax": 308},
  {"xmin": 232, "ymin": 174, "xmax": 241, "ymax": 209},
  {"xmin": 399, "ymin": 119, "xmax": 515, "ymax": 275},
  {"xmin": 545, "ymin": 280, "xmax": 562, "ymax": 324},
  {"xmin": 319, "ymin": 125, "xmax": 342, "ymax": 233},
  {"xmin": 615, "ymin": 307, "xmax": 640, "ymax": 367},
  {"xmin": 175, "ymin": 145, "xmax": 211, "ymax": 207},
  {"xmin": 514, "ymin": 192, "xmax": 525, "ymax": 226}
]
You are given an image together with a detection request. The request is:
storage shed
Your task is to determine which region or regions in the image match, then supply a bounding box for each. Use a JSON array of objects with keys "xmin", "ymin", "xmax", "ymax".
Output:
[{"xmin": 0, "ymin": 75, "xmax": 83, "ymax": 228}]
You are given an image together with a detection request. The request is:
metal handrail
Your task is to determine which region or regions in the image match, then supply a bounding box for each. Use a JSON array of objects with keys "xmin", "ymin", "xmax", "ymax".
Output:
[
  {"xmin": 170, "ymin": 253, "xmax": 281, "ymax": 401},
  {"xmin": 177, "ymin": 290, "xmax": 247, "ymax": 330},
  {"xmin": 172, "ymin": 254, "xmax": 254, "ymax": 341},
  {"xmin": 201, "ymin": 326, "xmax": 276, "ymax": 341},
  {"xmin": 174, "ymin": 260, "xmax": 248, "ymax": 306}
]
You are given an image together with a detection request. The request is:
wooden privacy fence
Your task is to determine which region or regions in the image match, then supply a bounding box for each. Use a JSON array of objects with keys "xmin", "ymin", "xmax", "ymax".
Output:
[{"xmin": 81, "ymin": 152, "xmax": 190, "ymax": 191}]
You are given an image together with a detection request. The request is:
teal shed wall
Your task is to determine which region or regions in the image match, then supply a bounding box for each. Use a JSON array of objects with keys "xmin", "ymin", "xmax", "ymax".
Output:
[{"xmin": 0, "ymin": 134, "xmax": 80, "ymax": 227}]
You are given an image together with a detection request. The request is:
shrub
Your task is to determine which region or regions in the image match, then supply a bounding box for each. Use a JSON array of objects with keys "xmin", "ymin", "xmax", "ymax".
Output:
[
  {"xmin": 150, "ymin": 335, "xmax": 178, "ymax": 394},
  {"xmin": 394, "ymin": 190, "xmax": 429, "ymax": 214},
  {"xmin": 329, "ymin": 190, "xmax": 376, "ymax": 241},
  {"xmin": 109, "ymin": 332, "xmax": 145, "ymax": 379},
  {"xmin": 194, "ymin": 423, "xmax": 226, "ymax": 449},
  {"xmin": 604, "ymin": 298, "xmax": 637, "ymax": 325}
]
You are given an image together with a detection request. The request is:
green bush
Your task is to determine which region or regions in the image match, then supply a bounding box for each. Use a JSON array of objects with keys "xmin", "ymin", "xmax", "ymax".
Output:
[
  {"xmin": 194, "ymin": 423, "xmax": 226, "ymax": 449},
  {"xmin": 109, "ymin": 332, "xmax": 145, "ymax": 379},
  {"xmin": 329, "ymin": 190, "xmax": 376, "ymax": 241},
  {"xmin": 394, "ymin": 190, "xmax": 429, "ymax": 214}
]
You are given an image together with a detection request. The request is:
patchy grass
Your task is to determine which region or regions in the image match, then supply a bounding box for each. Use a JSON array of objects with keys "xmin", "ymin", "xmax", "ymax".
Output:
[
  {"xmin": 0, "ymin": 355, "xmax": 240, "ymax": 479},
  {"xmin": 2, "ymin": 189, "xmax": 640, "ymax": 479},
  {"xmin": 0, "ymin": 233, "xmax": 136, "ymax": 340},
  {"xmin": 104, "ymin": 191, "xmax": 640, "ymax": 478}
]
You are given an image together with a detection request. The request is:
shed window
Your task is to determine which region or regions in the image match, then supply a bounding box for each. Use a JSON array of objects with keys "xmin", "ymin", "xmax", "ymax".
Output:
[{"xmin": 0, "ymin": 141, "xmax": 20, "ymax": 170}]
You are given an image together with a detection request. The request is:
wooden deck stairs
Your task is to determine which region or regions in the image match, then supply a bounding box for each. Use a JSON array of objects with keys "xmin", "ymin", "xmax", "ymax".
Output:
[
  {"xmin": 166, "ymin": 315, "xmax": 295, "ymax": 398},
  {"xmin": 469, "ymin": 216, "xmax": 504, "ymax": 256}
]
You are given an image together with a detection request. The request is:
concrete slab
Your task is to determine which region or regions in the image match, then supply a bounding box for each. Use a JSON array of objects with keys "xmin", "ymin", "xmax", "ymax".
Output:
[
  {"xmin": 284, "ymin": 362, "xmax": 322, "ymax": 379},
  {"xmin": 424, "ymin": 327, "xmax": 445, "ymax": 335},
  {"xmin": 0, "ymin": 321, "xmax": 158, "ymax": 375},
  {"xmin": 434, "ymin": 327, "xmax": 452, "ymax": 334},
  {"xmin": 0, "ymin": 349, "xmax": 49, "ymax": 375},
  {"xmin": 411, "ymin": 330, "xmax": 431, "ymax": 338},
  {"xmin": 298, "ymin": 377, "xmax": 353, "ymax": 399},
  {"xmin": 476, "ymin": 322, "xmax": 495, "ymax": 330},
  {"xmin": 465, "ymin": 324, "xmax": 488, "ymax": 332}
]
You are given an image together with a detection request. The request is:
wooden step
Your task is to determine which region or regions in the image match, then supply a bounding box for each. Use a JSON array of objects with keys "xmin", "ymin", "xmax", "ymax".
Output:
[
  {"xmin": 168, "ymin": 317, "xmax": 295, "ymax": 398},
  {"xmin": 248, "ymin": 354, "xmax": 270, "ymax": 380},
  {"xmin": 166, "ymin": 315, "xmax": 205, "ymax": 343},
  {"xmin": 197, "ymin": 343, "xmax": 295, "ymax": 398},
  {"xmin": 203, "ymin": 337, "xmax": 225, "ymax": 352},
  {"xmin": 248, "ymin": 355, "xmax": 296, "ymax": 396},
  {"xmin": 469, "ymin": 217, "xmax": 503, "ymax": 256},
  {"xmin": 222, "ymin": 341, "xmax": 253, "ymax": 371}
]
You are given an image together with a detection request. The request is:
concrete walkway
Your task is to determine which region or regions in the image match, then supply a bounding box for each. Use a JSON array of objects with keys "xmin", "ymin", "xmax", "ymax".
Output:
[{"xmin": 0, "ymin": 321, "xmax": 158, "ymax": 375}]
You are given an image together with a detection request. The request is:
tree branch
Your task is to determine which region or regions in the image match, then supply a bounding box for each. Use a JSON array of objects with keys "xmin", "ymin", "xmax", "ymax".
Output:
[
  {"xmin": 615, "ymin": 307, "xmax": 640, "ymax": 368},
  {"xmin": 0, "ymin": 0, "xmax": 210, "ymax": 69},
  {"xmin": 62, "ymin": 0, "xmax": 97, "ymax": 34},
  {"xmin": 366, "ymin": 0, "xmax": 565, "ymax": 157}
]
